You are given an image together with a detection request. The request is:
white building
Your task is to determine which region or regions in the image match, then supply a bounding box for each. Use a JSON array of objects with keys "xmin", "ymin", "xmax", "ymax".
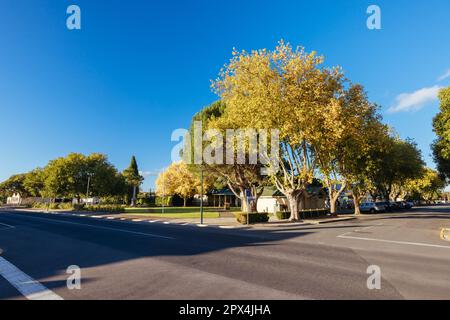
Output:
[
  {"xmin": 6, "ymin": 193, "xmax": 22, "ymax": 205},
  {"xmin": 257, "ymin": 186, "xmax": 327, "ymax": 214}
]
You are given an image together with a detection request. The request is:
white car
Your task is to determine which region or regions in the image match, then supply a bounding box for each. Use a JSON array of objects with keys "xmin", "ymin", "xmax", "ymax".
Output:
[{"xmin": 360, "ymin": 202, "xmax": 386, "ymax": 213}]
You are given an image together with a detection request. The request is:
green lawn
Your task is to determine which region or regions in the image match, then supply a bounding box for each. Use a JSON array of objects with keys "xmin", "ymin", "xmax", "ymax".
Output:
[{"xmin": 123, "ymin": 206, "xmax": 240, "ymax": 219}]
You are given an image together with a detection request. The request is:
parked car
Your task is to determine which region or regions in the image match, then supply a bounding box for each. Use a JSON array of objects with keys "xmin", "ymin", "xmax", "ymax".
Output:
[
  {"xmin": 378, "ymin": 201, "xmax": 394, "ymax": 212},
  {"xmin": 395, "ymin": 201, "xmax": 408, "ymax": 210},
  {"xmin": 360, "ymin": 202, "xmax": 386, "ymax": 213},
  {"xmin": 404, "ymin": 201, "xmax": 414, "ymax": 209}
]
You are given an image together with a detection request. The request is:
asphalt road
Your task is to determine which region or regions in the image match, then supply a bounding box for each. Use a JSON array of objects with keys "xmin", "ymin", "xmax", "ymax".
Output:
[{"xmin": 0, "ymin": 206, "xmax": 449, "ymax": 300}]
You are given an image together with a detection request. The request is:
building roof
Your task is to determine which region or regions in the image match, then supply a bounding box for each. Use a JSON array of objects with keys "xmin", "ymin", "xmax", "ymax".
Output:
[
  {"xmin": 209, "ymin": 188, "xmax": 236, "ymax": 196},
  {"xmin": 260, "ymin": 187, "xmax": 285, "ymax": 197}
]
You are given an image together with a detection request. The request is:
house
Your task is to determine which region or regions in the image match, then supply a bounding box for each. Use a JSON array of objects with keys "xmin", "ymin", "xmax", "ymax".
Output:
[
  {"xmin": 6, "ymin": 193, "xmax": 22, "ymax": 205},
  {"xmin": 257, "ymin": 186, "xmax": 327, "ymax": 214},
  {"xmin": 206, "ymin": 188, "xmax": 241, "ymax": 208},
  {"xmin": 257, "ymin": 187, "xmax": 288, "ymax": 213}
]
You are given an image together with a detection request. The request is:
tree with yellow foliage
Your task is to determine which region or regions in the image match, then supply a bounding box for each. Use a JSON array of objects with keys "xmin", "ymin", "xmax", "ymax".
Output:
[
  {"xmin": 155, "ymin": 162, "xmax": 201, "ymax": 207},
  {"xmin": 405, "ymin": 167, "xmax": 446, "ymax": 202},
  {"xmin": 212, "ymin": 41, "xmax": 352, "ymax": 220}
]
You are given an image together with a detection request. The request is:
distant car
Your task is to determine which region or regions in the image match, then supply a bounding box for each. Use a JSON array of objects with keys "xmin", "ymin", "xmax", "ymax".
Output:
[
  {"xmin": 379, "ymin": 201, "xmax": 394, "ymax": 212},
  {"xmin": 404, "ymin": 201, "xmax": 414, "ymax": 209},
  {"xmin": 395, "ymin": 201, "xmax": 407, "ymax": 210},
  {"xmin": 360, "ymin": 202, "xmax": 386, "ymax": 213}
]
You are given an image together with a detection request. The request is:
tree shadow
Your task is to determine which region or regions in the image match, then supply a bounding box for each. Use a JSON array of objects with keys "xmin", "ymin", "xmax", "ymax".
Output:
[{"xmin": 0, "ymin": 211, "xmax": 329, "ymax": 299}]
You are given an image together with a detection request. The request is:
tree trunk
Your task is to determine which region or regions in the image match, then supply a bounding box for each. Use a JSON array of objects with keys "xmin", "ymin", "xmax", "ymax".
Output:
[
  {"xmin": 131, "ymin": 185, "xmax": 137, "ymax": 207},
  {"xmin": 354, "ymin": 203, "xmax": 361, "ymax": 215},
  {"xmin": 286, "ymin": 191, "xmax": 302, "ymax": 221},
  {"xmin": 183, "ymin": 197, "xmax": 187, "ymax": 207},
  {"xmin": 353, "ymin": 192, "xmax": 362, "ymax": 216},
  {"xmin": 327, "ymin": 181, "xmax": 347, "ymax": 216},
  {"xmin": 330, "ymin": 200, "xmax": 337, "ymax": 216}
]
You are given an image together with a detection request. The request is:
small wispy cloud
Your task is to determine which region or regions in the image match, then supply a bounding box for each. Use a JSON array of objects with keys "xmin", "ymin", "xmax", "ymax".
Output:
[
  {"xmin": 139, "ymin": 168, "xmax": 166, "ymax": 178},
  {"xmin": 388, "ymin": 85, "xmax": 442, "ymax": 113},
  {"xmin": 437, "ymin": 69, "xmax": 450, "ymax": 82}
]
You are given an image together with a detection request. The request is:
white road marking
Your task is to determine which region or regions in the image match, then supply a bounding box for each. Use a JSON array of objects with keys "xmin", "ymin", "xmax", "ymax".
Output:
[
  {"xmin": 352, "ymin": 223, "xmax": 383, "ymax": 233},
  {"xmin": 149, "ymin": 220, "xmax": 160, "ymax": 223},
  {"xmin": 337, "ymin": 234, "xmax": 450, "ymax": 249},
  {"xmin": 132, "ymin": 219, "xmax": 143, "ymax": 222},
  {"xmin": 163, "ymin": 221, "xmax": 170, "ymax": 224},
  {"xmin": 0, "ymin": 222, "xmax": 15, "ymax": 229},
  {"xmin": 197, "ymin": 224, "xmax": 208, "ymax": 227},
  {"xmin": 219, "ymin": 226, "xmax": 235, "ymax": 229},
  {"xmin": 7, "ymin": 213, "xmax": 175, "ymax": 240},
  {"xmin": 0, "ymin": 257, "xmax": 63, "ymax": 300}
]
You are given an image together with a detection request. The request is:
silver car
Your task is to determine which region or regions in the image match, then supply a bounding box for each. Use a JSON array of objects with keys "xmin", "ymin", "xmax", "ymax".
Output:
[{"xmin": 360, "ymin": 202, "xmax": 386, "ymax": 213}]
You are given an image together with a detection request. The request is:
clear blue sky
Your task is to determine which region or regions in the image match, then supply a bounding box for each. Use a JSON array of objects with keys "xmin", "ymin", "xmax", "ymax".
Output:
[{"xmin": 1, "ymin": 0, "xmax": 449, "ymax": 190}]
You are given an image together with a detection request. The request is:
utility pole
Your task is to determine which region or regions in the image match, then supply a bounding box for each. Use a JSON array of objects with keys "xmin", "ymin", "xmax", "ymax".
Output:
[
  {"xmin": 200, "ymin": 165, "xmax": 204, "ymax": 225},
  {"xmin": 86, "ymin": 175, "xmax": 91, "ymax": 200},
  {"xmin": 162, "ymin": 170, "xmax": 165, "ymax": 214}
]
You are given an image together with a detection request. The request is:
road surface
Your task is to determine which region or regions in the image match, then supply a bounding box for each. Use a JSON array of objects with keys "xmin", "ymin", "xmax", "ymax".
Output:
[{"xmin": 0, "ymin": 206, "xmax": 449, "ymax": 300}]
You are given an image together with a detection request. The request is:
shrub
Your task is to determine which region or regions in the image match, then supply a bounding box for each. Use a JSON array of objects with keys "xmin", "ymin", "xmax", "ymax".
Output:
[
  {"xmin": 275, "ymin": 211, "xmax": 291, "ymax": 220},
  {"xmin": 155, "ymin": 196, "xmax": 172, "ymax": 206},
  {"xmin": 235, "ymin": 212, "xmax": 270, "ymax": 225},
  {"xmin": 57, "ymin": 202, "xmax": 74, "ymax": 210},
  {"xmin": 299, "ymin": 209, "xmax": 330, "ymax": 219},
  {"xmin": 73, "ymin": 203, "xmax": 86, "ymax": 211},
  {"xmin": 83, "ymin": 204, "xmax": 124, "ymax": 213},
  {"xmin": 32, "ymin": 202, "xmax": 73, "ymax": 210}
]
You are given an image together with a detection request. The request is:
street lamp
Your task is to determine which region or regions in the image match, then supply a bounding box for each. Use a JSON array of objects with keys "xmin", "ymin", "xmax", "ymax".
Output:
[{"xmin": 86, "ymin": 173, "xmax": 93, "ymax": 201}]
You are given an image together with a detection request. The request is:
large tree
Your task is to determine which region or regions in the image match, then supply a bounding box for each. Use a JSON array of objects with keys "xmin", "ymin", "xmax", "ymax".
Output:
[
  {"xmin": 189, "ymin": 101, "xmax": 266, "ymax": 213},
  {"xmin": 23, "ymin": 168, "xmax": 46, "ymax": 197},
  {"xmin": 405, "ymin": 167, "xmax": 446, "ymax": 202},
  {"xmin": 211, "ymin": 41, "xmax": 347, "ymax": 220},
  {"xmin": 432, "ymin": 87, "xmax": 450, "ymax": 182},
  {"xmin": 0, "ymin": 174, "xmax": 29, "ymax": 202},
  {"xmin": 370, "ymin": 138, "xmax": 424, "ymax": 201},
  {"xmin": 123, "ymin": 156, "xmax": 144, "ymax": 206},
  {"xmin": 345, "ymin": 119, "xmax": 391, "ymax": 215},
  {"xmin": 155, "ymin": 162, "xmax": 202, "ymax": 207},
  {"xmin": 43, "ymin": 153, "xmax": 124, "ymax": 200},
  {"xmin": 312, "ymin": 85, "xmax": 387, "ymax": 215}
]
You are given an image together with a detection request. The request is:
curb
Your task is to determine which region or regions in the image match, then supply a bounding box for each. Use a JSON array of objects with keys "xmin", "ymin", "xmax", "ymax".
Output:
[
  {"xmin": 440, "ymin": 228, "xmax": 450, "ymax": 241},
  {"xmin": 257, "ymin": 216, "xmax": 356, "ymax": 227},
  {"xmin": 309, "ymin": 217, "xmax": 357, "ymax": 225}
]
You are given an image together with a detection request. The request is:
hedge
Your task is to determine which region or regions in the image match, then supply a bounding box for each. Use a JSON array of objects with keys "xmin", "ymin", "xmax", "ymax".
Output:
[
  {"xmin": 235, "ymin": 212, "xmax": 270, "ymax": 225},
  {"xmin": 299, "ymin": 209, "xmax": 330, "ymax": 219},
  {"xmin": 32, "ymin": 202, "xmax": 73, "ymax": 210},
  {"xmin": 275, "ymin": 211, "xmax": 291, "ymax": 220},
  {"xmin": 83, "ymin": 204, "xmax": 125, "ymax": 213}
]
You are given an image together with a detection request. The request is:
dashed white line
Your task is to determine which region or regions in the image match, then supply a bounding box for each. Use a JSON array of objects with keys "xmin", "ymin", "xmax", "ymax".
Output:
[
  {"xmin": 0, "ymin": 257, "xmax": 63, "ymax": 300},
  {"xmin": 0, "ymin": 222, "xmax": 15, "ymax": 229},
  {"xmin": 337, "ymin": 234, "xmax": 450, "ymax": 249},
  {"xmin": 5, "ymin": 214, "xmax": 175, "ymax": 240}
]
